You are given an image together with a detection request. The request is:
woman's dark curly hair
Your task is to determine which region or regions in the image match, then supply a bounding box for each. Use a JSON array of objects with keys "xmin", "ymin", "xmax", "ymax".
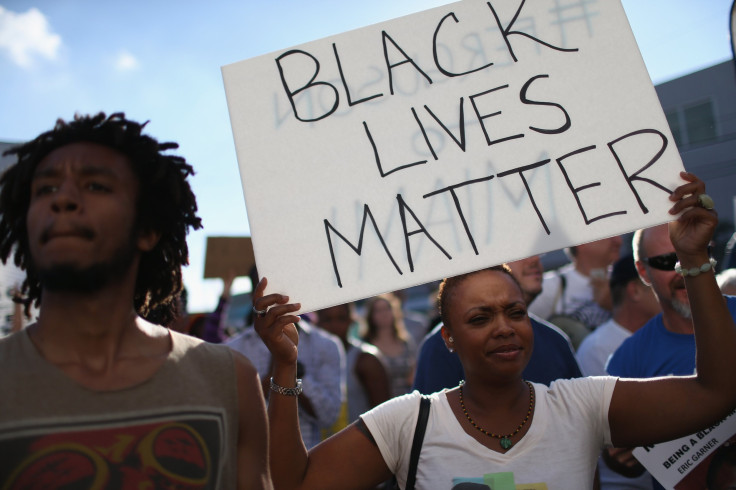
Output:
[{"xmin": 0, "ymin": 112, "xmax": 202, "ymax": 324}]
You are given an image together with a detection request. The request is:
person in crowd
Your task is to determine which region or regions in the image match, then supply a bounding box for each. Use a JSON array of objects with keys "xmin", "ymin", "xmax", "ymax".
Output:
[
  {"xmin": 606, "ymin": 219, "xmax": 736, "ymax": 490},
  {"xmin": 0, "ymin": 113, "xmax": 270, "ymax": 488},
  {"xmin": 577, "ymin": 254, "xmax": 660, "ymax": 377},
  {"xmin": 722, "ymin": 231, "xmax": 736, "ymax": 270},
  {"xmin": 254, "ymin": 172, "xmax": 736, "ymax": 489},
  {"xmin": 199, "ymin": 270, "xmax": 236, "ymax": 342},
  {"xmin": 529, "ymin": 235, "xmax": 622, "ymax": 347},
  {"xmin": 576, "ymin": 254, "xmax": 661, "ymax": 490},
  {"xmin": 362, "ymin": 293, "xmax": 417, "ymax": 397},
  {"xmin": 315, "ymin": 303, "xmax": 391, "ymax": 436},
  {"xmin": 163, "ymin": 271, "xmax": 235, "ymax": 342},
  {"xmin": 227, "ymin": 267, "xmax": 345, "ymax": 449},
  {"xmin": 412, "ymin": 255, "xmax": 582, "ymax": 394},
  {"xmin": 9, "ymin": 285, "xmax": 27, "ymax": 334},
  {"xmin": 716, "ymin": 268, "xmax": 736, "ymax": 295}
]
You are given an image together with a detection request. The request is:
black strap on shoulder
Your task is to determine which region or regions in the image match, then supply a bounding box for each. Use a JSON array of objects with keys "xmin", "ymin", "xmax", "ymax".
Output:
[{"xmin": 405, "ymin": 396, "xmax": 431, "ymax": 490}]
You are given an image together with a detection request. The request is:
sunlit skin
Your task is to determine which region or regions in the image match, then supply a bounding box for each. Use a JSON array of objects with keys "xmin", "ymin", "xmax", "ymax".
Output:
[
  {"xmin": 574, "ymin": 236, "xmax": 623, "ymax": 275},
  {"xmin": 636, "ymin": 224, "xmax": 694, "ymax": 334},
  {"xmin": 507, "ymin": 256, "xmax": 543, "ymax": 304},
  {"xmin": 21, "ymin": 141, "xmax": 272, "ymax": 489},
  {"xmin": 27, "ymin": 142, "xmax": 144, "ymax": 279},
  {"xmin": 441, "ymin": 270, "xmax": 533, "ymax": 384},
  {"xmin": 436, "ymin": 269, "xmax": 536, "ymax": 452},
  {"xmin": 252, "ymin": 172, "xmax": 736, "ymax": 489},
  {"xmin": 23, "ymin": 142, "xmax": 164, "ymax": 392}
]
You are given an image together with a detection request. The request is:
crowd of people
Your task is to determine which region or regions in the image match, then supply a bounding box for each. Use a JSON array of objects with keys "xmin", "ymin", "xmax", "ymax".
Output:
[{"xmin": 1, "ymin": 112, "xmax": 735, "ymax": 489}]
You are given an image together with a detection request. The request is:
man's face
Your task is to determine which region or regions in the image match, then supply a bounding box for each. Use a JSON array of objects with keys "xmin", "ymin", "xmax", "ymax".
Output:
[
  {"xmin": 316, "ymin": 305, "xmax": 352, "ymax": 339},
  {"xmin": 507, "ymin": 255, "xmax": 543, "ymax": 305},
  {"xmin": 26, "ymin": 142, "xmax": 149, "ymax": 292},
  {"xmin": 575, "ymin": 236, "xmax": 623, "ymax": 268},
  {"xmin": 637, "ymin": 224, "xmax": 691, "ymax": 319}
]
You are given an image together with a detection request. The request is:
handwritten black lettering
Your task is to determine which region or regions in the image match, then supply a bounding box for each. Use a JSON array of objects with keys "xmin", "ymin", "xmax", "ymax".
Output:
[
  {"xmin": 397, "ymin": 194, "xmax": 452, "ymax": 272},
  {"xmin": 382, "ymin": 31, "xmax": 433, "ymax": 96},
  {"xmin": 556, "ymin": 145, "xmax": 627, "ymax": 225},
  {"xmin": 363, "ymin": 120, "xmax": 429, "ymax": 177},
  {"xmin": 520, "ymin": 74, "xmax": 571, "ymax": 135},
  {"xmin": 276, "ymin": 50, "xmax": 339, "ymax": 122},
  {"xmin": 497, "ymin": 159, "xmax": 552, "ymax": 234},
  {"xmin": 486, "ymin": 0, "xmax": 579, "ymax": 63},
  {"xmin": 470, "ymin": 84, "xmax": 525, "ymax": 146},
  {"xmin": 608, "ymin": 129, "xmax": 672, "ymax": 214},
  {"xmin": 433, "ymin": 12, "xmax": 494, "ymax": 77},
  {"xmin": 423, "ymin": 174, "xmax": 496, "ymax": 255},
  {"xmin": 332, "ymin": 43, "xmax": 383, "ymax": 107},
  {"xmin": 324, "ymin": 204, "xmax": 403, "ymax": 287},
  {"xmin": 423, "ymin": 98, "xmax": 468, "ymax": 153}
]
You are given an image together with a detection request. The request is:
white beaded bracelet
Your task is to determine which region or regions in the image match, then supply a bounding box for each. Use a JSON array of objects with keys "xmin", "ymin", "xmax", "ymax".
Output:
[{"xmin": 674, "ymin": 258, "xmax": 717, "ymax": 277}]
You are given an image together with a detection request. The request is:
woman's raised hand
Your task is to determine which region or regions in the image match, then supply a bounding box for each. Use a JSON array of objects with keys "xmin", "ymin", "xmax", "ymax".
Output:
[
  {"xmin": 252, "ymin": 277, "xmax": 302, "ymax": 366},
  {"xmin": 668, "ymin": 171, "xmax": 718, "ymax": 260}
]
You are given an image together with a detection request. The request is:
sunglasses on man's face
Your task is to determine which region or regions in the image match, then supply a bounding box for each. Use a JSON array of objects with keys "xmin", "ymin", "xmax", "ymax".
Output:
[
  {"xmin": 642, "ymin": 246, "xmax": 713, "ymax": 271},
  {"xmin": 642, "ymin": 252, "xmax": 678, "ymax": 271}
]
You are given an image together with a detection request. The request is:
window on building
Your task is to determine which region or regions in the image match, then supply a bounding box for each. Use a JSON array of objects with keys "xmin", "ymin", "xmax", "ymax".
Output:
[
  {"xmin": 664, "ymin": 99, "xmax": 717, "ymax": 148},
  {"xmin": 684, "ymin": 100, "xmax": 717, "ymax": 146}
]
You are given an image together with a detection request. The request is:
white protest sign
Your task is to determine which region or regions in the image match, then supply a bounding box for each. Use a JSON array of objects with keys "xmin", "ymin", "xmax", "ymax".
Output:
[
  {"xmin": 633, "ymin": 410, "xmax": 736, "ymax": 489},
  {"xmin": 222, "ymin": 0, "xmax": 684, "ymax": 313}
]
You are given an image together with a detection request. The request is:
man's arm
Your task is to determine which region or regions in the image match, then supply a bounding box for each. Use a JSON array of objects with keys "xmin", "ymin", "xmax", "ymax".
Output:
[
  {"xmin": 233, "ymin": 351, "xmax": 273, "ymax": 490},
  {"xmin": 355, "ymin": 351, "xmax": 391, "ymax": 408}
]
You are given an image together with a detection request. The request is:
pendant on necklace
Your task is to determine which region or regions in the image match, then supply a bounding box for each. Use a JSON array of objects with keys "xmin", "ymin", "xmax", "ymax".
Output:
[{"xmin": 500, "ymin": 437, "xmax": 513, "ymax": 450}]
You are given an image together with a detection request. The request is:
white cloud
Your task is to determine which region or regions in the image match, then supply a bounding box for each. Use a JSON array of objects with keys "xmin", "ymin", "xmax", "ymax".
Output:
[
  {"xmin": 114, "ymin": 50, "xmax": 140, "ymax": 71},
  {"xmin": 0, "ymin": 6, "xmax": 61, "ymax": 68}
]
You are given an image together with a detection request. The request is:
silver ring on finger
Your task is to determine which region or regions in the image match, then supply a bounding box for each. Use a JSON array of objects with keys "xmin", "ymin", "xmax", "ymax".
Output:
[
  {"xmin": 253, "ymin": 306, "xmax": 268, "ymax": 317},
  {"xmin": 697, "ymin": 193, "xmax": 714, "ymax": 210}
]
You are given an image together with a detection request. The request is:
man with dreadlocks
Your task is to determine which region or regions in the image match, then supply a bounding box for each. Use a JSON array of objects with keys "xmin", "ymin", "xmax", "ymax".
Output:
[{"xmin": 0, "ymin": 113, "xmax": 272, "ymax": 488}]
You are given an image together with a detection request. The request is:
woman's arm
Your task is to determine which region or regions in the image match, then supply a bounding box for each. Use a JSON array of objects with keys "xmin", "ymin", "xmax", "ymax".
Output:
[
  {"xmin": 609, "ymin": 172, "xmax": 736, "ymax": 447},
  {"xmin": 253, "ymin": 278, "xmax": 392, "ymax": 489}
]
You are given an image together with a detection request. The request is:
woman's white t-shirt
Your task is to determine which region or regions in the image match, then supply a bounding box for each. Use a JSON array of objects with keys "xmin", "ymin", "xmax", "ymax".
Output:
[{"xmin": 361, "ymin": 376, "xmax": 617, "ymax": 489}]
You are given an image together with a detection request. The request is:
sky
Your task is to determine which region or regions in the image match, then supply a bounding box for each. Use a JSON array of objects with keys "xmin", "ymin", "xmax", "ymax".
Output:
[{"xmin": 0, "ymin": 0, "xmax": 734, "ymax": 313}]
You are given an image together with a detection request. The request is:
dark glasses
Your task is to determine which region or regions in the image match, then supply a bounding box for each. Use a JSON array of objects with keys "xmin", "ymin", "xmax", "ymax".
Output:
[
  {"xmin": 643, "ymin": 248, "xmax": 712, "ymax": 271},
  {"xmin": 642, "ymin": 253, "xmax": 678, "ymax": 271}
]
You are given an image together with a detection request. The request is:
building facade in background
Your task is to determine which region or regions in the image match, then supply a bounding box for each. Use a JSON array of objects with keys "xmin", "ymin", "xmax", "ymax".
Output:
[{"xmin": 656, "ymin": 60, "xmax": 736, "ymax": 259}]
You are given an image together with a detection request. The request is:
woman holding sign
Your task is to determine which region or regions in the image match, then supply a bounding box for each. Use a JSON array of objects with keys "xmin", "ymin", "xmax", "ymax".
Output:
[{"xmin": 254, "ymin": 172, "xmax": 736, "ymax": 489}]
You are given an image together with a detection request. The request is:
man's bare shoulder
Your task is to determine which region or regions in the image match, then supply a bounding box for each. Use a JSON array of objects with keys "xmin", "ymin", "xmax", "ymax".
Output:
[{"xmin": 230, "ymin": 349, "xmax": 259, "ymax": 381}]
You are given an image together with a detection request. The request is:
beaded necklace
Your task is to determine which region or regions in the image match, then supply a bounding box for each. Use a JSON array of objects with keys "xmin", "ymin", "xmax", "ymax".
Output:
[{"xmin": 458, "ymin": 380, "xmax": 534, "ymax": 450}]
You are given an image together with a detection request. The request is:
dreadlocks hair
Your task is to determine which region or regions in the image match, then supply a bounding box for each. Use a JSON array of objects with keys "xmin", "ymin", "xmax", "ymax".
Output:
[{"xmin": 0, "ymin": 112, "xmax": 202, "ymax": 324}]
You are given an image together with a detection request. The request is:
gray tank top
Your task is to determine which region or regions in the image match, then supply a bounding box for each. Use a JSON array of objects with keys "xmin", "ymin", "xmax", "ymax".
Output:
[{"xmin": 0, "ymin": 329, "xmax": 239, "ymax": 488}]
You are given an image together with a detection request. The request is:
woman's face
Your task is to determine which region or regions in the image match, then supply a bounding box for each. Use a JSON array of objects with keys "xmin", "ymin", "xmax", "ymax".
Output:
[
  {"xmin": 370, "ymin": 298, "xmax": 395, "ymax": 331},
  {"xmin": 442, "ymin": 270, "xmax": 534, "ymax": 380}
]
